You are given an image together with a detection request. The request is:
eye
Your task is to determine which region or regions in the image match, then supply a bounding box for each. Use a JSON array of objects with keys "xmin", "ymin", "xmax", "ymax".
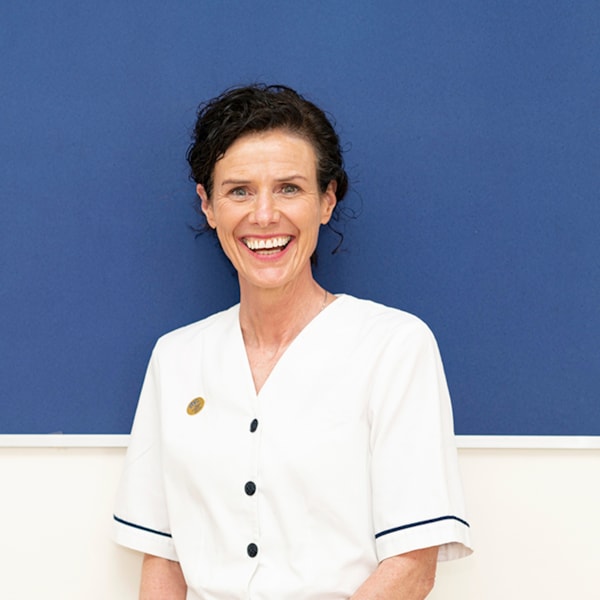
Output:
[
  {"xmin": 280, "ymin": 183, "xmax": 300, "ymax": 195},
  {"xmin": 229, "ymin": 186, "xmax": 248, "ymax": 199}
]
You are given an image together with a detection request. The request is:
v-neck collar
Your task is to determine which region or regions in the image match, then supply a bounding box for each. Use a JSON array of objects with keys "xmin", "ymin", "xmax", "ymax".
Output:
[{"xmin": 232, "ymin": 294, "xmax": 347, "ymax": 398}]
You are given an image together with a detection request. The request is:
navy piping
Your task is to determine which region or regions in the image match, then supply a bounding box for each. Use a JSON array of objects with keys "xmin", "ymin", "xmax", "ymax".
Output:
[
  {"xmin": 375, "ymin": 515, "xmax": 470, "ymax": 539},
  {"xmin": 113, "ymin": 515, "xmax": 172, "ymax": 538}
]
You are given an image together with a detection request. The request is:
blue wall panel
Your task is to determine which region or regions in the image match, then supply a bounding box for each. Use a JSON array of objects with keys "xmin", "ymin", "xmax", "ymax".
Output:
[{"xmin": 1, "ymin": 1, "xmax": 599, "ymax": 434}]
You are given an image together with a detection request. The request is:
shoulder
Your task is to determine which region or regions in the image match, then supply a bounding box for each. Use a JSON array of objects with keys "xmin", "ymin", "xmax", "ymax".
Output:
[
  {"xmin": 152, "ymin": 304, "xmax": 239, "ymax": 356},
  {"xmin": 335, "ymin": 294, "xmax": 435, "ymax": 345}
]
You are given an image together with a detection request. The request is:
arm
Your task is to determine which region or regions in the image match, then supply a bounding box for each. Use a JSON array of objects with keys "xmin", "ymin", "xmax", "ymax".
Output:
[
  {"xmin": 350, "ymin": 546, "xmax": 439, "ymax": 600},
  {"xmin": 139, "ymin": 554, "xmax": 187, "ymax": 600}
]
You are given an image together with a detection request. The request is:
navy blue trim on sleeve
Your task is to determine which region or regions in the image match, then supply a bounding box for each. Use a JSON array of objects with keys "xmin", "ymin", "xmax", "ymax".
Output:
[
  {"xmin": 375, "ymin": 515, "xmax": 470, "ymax": 539},
  {"xmin": 113, "ymin": 514, "xmax": 173, "ymax": 538}
]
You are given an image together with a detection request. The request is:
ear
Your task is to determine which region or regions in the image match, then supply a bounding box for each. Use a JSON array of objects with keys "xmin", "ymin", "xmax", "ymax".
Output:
[
  {"xmin": 320, "ymin": 180, "xmax": 337, "ymax": 225},
  {"xmin": 197, "ymin": 184, "xmax": 216, "ymax": 229}
]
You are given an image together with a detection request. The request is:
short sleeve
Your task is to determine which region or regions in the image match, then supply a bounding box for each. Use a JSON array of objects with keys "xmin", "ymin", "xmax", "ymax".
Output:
[
  {"xmin": 368, "ymin": 319, "xmax": 472, "ymax": 562},
  {"xmin": 113, "ymin": 347, "xmax": 178, "ymax": 561}
]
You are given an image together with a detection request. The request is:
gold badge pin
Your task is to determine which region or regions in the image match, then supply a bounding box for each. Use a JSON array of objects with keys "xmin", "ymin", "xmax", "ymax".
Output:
[{"xmin": 187, "ymin": 397, "xmax": 205, "ymax": 415}]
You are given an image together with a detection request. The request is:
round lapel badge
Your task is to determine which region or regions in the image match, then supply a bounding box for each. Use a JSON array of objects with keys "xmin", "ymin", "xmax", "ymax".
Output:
[{"xmin": 187, "ymin": 397, "xmax": 205, "ymax": 415}]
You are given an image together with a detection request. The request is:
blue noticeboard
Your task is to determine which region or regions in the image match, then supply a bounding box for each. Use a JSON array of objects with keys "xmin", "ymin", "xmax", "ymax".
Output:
[{"xmin": 1, "ymin": 2, "xmax": 599, "ymax": 435}]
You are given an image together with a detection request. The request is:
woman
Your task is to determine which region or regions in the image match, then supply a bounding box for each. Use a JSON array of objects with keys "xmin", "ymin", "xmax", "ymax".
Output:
[{"xmin": 114, "ymin": 84, "xmax": 472, "ymax": 599}]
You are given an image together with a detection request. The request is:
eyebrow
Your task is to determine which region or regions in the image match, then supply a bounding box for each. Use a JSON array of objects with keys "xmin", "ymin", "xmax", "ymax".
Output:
[
  {"xmin": 220, "ymin": 179, "xmax": 250, "ymax": 186},
  {"xmin": 275, "ymin": 174, "xmax": 309, "ymax": 182},
  {"xmin": 219, "ymin": 174, "xmax": 309, "ymax": 187}
]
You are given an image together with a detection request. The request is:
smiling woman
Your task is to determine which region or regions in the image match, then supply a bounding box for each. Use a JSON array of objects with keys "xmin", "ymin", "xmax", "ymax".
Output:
[
  {"xmin": 197, "ymin": 130, "xmax": 337, "ymax": 300},
  {"xmin": 113, "ymin": 84, "xmax": 472, "ymax": 600}
]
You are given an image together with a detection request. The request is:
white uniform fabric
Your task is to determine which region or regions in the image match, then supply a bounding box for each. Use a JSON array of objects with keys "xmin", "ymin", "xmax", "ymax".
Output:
[{"xmin": 114, "ymin": 294, "xmax": 472, "ymax": 599}]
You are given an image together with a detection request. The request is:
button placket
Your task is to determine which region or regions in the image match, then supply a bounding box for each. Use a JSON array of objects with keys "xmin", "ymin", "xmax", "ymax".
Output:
[{"xmin": 246, "ymin": 415, "xmax": 260, "ymax": 559}]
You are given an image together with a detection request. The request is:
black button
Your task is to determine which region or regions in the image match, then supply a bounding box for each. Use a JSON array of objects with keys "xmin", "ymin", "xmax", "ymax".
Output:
[
  {"xmin": 244, "ymin": 481, "xmax": 256, "ymax": 496},
  {"xmin": 247, "ymin": 543, "xmax": 258, "ymax": 557},
  {"xmin": 250, "ymin": 418, "xmax": 258, "ymax": 432}
]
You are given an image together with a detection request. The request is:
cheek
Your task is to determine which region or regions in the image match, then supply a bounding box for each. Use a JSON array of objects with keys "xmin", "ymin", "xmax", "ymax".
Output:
[
  {"xmin": 207, "ymin": 200, "xmax": 236, "ymax": 231},
  {"xmin": 216, "ymin": 227, "xmax": 235, "ymax": 251},
  {"xmin": 215, "ymin": 232, "xmax": 240, "ymax": 266}
]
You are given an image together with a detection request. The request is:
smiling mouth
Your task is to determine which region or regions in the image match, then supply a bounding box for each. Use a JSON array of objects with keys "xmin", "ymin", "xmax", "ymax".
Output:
[{"xmin": 242, "ymin": 236, "xmax": 292, "ymax": 255}]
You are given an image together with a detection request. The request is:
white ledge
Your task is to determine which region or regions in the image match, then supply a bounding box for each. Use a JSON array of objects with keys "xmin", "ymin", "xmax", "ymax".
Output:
[
  {"xmin": 0, "ymin": 435, "xmax": 130, "ymax": 448},
  {"xmin": 0, "ymin": 434, "xmax": 599, "ymax": 449},
  {"xmin": 456, "ymin": 435, "xmax": 600, "ymax": 449}
]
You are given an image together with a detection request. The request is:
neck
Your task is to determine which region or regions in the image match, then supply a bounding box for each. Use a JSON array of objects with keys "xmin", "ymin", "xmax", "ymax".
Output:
[{"xmin": 238, "ymin": 272, "xmax": 327, "ymax": 350}]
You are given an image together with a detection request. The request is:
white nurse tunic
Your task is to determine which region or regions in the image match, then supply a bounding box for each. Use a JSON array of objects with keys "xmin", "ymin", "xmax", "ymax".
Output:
[{"xmin": 114, "ymin": 294, "xmax": 472, "ymax": 599}]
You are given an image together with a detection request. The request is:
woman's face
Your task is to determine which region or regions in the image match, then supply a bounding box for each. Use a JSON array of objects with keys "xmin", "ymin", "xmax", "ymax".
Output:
[{"xmin": 198, "ymin": 129, "xmax": 336, "ymax": 293}]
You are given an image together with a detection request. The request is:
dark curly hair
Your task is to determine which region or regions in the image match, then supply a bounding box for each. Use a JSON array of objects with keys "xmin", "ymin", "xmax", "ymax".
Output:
[{"xmin": 186, "ymin": 84, "xmax": 349, "ymax": 223}]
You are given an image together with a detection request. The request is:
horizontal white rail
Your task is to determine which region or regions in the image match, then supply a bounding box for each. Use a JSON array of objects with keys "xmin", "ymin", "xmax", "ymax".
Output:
[{"xmin": 1, "ymin": 434, "xmax": 599, "ymax": 449}]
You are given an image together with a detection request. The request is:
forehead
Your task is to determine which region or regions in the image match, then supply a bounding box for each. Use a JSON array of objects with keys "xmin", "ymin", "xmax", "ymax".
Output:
[{"xmin": 214, "ymin": 129, "xmax": 318, "ymax": 177}]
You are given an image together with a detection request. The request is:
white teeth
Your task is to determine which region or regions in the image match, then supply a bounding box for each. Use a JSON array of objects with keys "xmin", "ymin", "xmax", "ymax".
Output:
[{"xmin": 243, "ymin": 236, "xmax": 291, "ymax": 250}]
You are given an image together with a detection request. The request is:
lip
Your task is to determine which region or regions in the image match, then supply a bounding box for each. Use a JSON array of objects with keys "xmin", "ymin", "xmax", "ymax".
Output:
[{"xmin": 239, "ymin": 234, "xmax": 295, "ymax": 260}]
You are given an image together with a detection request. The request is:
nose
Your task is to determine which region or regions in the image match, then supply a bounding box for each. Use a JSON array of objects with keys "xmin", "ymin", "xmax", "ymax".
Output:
[{"xmin": 250, "ymin": 189, "xmax": 280, "ymax": 227}]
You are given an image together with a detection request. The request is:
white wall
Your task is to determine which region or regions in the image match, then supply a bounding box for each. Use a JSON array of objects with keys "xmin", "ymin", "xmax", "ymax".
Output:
[{"xmin": 1, "ymin": 445, "xmax": 599, "ymax": 599}]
